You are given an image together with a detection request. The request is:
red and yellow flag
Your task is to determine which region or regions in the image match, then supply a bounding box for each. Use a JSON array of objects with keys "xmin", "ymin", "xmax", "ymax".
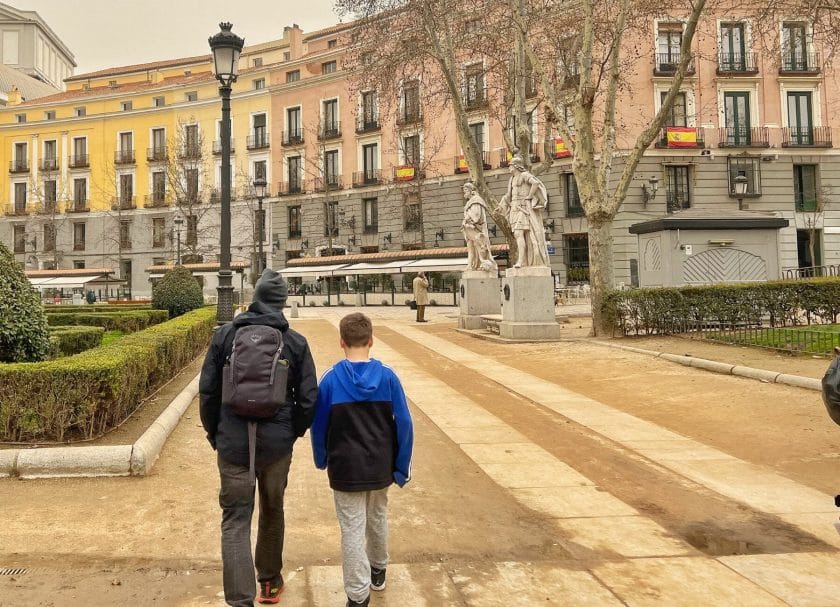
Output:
[
  {"xmin": 394, "ymin": 165, "xmax": 416, "ymax": 181},
  {"xmin": 666, "ymin": 127, "xmax": 697, "ymax": 148},
  {"xmin": 456, "ymin": 155, "xmax": 468, "ymax": 172},
  {"xmin": 554, "ymin": 137, "xmax": 571, "ymax": 158}
]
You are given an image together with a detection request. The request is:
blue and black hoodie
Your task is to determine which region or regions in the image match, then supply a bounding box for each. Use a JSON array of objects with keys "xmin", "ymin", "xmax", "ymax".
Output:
[{"xmin": 311, "ymin": 358, "xmax": 413, "ymax": 492}]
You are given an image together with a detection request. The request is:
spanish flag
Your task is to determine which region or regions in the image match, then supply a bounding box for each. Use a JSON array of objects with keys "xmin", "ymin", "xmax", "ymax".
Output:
[
  {"xmin": 394, "ymin": 165, "xmax": 415, "ymax": 181},
  {"xmin": 666, "ymin": 127, "xmax": 698, "ymax": 148},
  {"xmin": 456, "ymin": 155, "xmax": 468, "ymax": 172},
  {"xmin": 554, "ymin": 137, "xmax": 571, "ymax": 158}
]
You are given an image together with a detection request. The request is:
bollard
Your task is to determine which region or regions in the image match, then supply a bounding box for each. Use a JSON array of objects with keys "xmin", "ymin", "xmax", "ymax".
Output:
[{"xmin": 291, "ymin": 301, "xmax": 299, "ymax": 318}]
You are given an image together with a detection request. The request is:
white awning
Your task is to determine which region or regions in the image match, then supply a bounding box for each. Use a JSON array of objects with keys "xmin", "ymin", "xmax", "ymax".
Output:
[
  {"xmin": 333, "ymin": 261, "xmax": 406, "ymax": 276},
  {"xmin": 28, "ymin": 276, "xmax": 57, "ymax": 286},
  {"xmin": 277, "ymin": 263, "xmax": 350, "ymax": 278},
  {"xmin": 29, "ymin": 274, "xmax": 124, "ymax": 290},
  {"xmin": 402, "ymin": 258, "xmax": 469, "ymax": 272}
]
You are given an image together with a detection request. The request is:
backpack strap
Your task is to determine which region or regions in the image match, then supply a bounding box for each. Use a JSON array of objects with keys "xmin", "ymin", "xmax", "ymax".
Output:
[{"xmin": 248, "ymin": 420, "xmax": 257, "ymax": 486}]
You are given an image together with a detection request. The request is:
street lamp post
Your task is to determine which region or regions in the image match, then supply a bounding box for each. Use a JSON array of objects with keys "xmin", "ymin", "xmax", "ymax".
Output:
[
  {"xmin": 173, "ymin": 213, "xmax": 184, "ymax": 265},
  {"xmin": 209, "ymin": 22, "xmax": 245, "ymax": 324},
  {"xmin": 253, "ymin": 176, "xmax": 267, "ymax": 277},
  {"xmin": 734, "ymin": 173, "xmax": 749, "ymax": 210}
]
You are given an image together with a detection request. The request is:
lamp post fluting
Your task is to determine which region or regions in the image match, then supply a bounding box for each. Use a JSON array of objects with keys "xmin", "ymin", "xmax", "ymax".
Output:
[
  {"xmin": 209, "ymin": 22, "xmax": 245, "ymax": 324},
  {"xmin": 253, "ymin": 176, "xmax": 267, "ymax": 277}
]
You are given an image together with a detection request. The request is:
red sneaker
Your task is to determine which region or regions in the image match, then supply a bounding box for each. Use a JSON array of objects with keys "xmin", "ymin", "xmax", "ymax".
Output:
[{"xmin": 258, "ymin": 578, "xmax": 284, "ymax": 604}]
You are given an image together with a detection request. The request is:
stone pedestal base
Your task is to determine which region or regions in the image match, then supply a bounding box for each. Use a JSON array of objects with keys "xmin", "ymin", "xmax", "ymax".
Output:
[
  {"xmin": 499, "ymin": 266, "xmax": 561, "ymax": 340},
  {"xmin": 458, "ymin": 271, "xmax": 501, "ymax": 329}
]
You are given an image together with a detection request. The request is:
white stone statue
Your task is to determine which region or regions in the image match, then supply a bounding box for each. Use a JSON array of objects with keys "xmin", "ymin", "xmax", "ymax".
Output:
[
  {"xmin": 461, "ymin": 182, "xmax": 497, "ymax": 273},
  {"xmin": 499, "ymin": 153, "xmax": 550, "ymax": 268}
]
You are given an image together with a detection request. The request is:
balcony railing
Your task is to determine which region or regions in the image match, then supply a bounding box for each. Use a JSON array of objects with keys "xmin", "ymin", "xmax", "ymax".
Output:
[
  {"xmin": 795, "ymin": 194, "xmax": 818, "ymax": 212},
  {"xmin": 464, "ymin": 92, "xmax": 488, "ymax": 111},
  {"xmin": 9, "ymin": 160, "xmax": 29, "ymax": 173},
  {"xmin": 352, "ymin": 170, "xmax": 382, "ymax": 187},
  {"xmin": 178, "ymin": 145, "xmax": 202, "ymax": 159},
  {"xmin": 318, "ymin": 122, "xmax": 342, "ymax": 141},
  {"xmin": 717, "ymin": 52, "xmax": 759, "ymax": 75},
  {"xmin": 114, "ymin": 149, "xmax": 135, "ymax": 164},
  {"xmin": 314, "ymin": 176, "xmax": 343, "ymax": 192},
  {"xmin": 454, "ymin": 152, "xmax": 492, "ymax": 174},
  {"xmin": 281, "ymin": 130, "xmax": 304, "ymax": 146},
  {"xmin": 356, "ymin": 117, "xmax": 380, "ymax": 133},
  {"xmin": 717, "ymin": 126, "xmax": 770, "ymax": 148},
  {"xmin": 67, "ymin": 200, "xmax": 90, "ymax": 213},
  {"xmin": 780, "ymin": 51, "xmax": 821, "ymax": 74},
  {"xmin": 397, "ymin": 109, "xmax": 422, "ymax": 126},
  {"xmin": 393, "ymin": 164, "xmax": 424, "ymax": 181},
  {"xmin": 40, "ymin": 157, "xmax": 59, "ymax": 171},
  {"xmin": 69, "ymin": 154, "xmax": 89, "ymax": 168},
  {"xmin": 144, "ymin": 193, "xmax": 169, "ymax": 208},
  {"xmin": 654, "ymin": 127, "xmax": 705, "ymax": 149},
  {"xmin": 37, "ymin": 201, "xmax": 60, "ymax": 214},
  {"xmin": 5, "ymin": 203, "xmax": 29, "ymax": 216},
  {"xmin": 782, "ymin": 126, "xmax": 832, "ymax": 147},
  {"xmin": 212, "ymin": 139, "xmax": 235, "ymax": 155},
  {"xmin": 653, "ymin": 53, "xmax": 695, "ymax": 76},
  {"xmin": 277, "ymin": 181, "xmax": 305, "ymax": 196},
  {"xmin": 111, "ymin": 196, "xmax": 137, "ymax": 210},
  {"xmin": 246, "ymin": 132, "xmax": 270, "ymax": 150},
  {"xmin": 147, "ymin": 146, "xmax": 168, "ymax": 162},
  {"xmin": 666, "ymin": 190, "xmax": 691, "ymax": 213}
]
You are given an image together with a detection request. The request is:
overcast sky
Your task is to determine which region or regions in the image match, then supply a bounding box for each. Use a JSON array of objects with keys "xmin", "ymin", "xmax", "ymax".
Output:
[{"xmin": 18, "ymin": 0, "xmax": 343, "ymax": 74}]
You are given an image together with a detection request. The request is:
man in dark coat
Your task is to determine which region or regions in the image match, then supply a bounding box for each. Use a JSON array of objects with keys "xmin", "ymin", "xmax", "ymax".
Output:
[{"xmin": 200, "ymin": 269, "xmax": 318, "ymax": 606}]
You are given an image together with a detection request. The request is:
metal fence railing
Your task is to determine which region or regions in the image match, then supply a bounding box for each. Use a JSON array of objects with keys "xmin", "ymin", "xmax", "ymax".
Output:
[{"xmin": 704, "ymin": 325, "xmax": 840, "ymax": 355}]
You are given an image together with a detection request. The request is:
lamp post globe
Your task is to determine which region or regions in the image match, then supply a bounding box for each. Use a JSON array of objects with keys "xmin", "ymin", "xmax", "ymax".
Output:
[
  {"xmin": 734, "ymin": 173, "xmax": 749, "ymax": 210},
  {"xmin": 209, "ymin": 22, "xmax": 245, "ymax": 324},
  {"xmin": 253, "ymin": 176, "xmax": 268, "ymax": 276}
]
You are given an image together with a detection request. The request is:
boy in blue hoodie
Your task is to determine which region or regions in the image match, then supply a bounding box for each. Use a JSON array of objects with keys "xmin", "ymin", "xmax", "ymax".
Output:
[{"xmin": 311, "ymin": 312, "xmax": 413, "ymax": 607}]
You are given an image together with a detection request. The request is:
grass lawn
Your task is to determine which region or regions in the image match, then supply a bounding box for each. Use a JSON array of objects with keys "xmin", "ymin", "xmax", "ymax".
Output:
[{"xmin": 706, "ymin": 324, "xmax": 840, "ymax": 354}]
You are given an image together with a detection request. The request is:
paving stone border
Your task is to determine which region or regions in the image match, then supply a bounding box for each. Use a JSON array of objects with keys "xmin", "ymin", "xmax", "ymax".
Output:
[
  {"xmin": 0, "ymin": 374, "xmax": 200, "ymax": 480},
  {"xmin": 599, "ymin": 342, "xmax": 822, "ymax": 391}
]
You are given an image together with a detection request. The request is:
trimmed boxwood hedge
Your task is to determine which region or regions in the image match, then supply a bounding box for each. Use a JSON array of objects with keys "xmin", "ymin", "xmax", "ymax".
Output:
[
  {"xmin": 45, "ymin": 310, "xmax": 169, "ymax": 333},
  {"xmin": 0, "ymin": 306, "xmax": 216, "ymax": 442},
  {"xmin": 44, "ymin": 304, "xmax": 152, "ymax": 313},
  {"xmin": 48, "ymin": 326, "xmax": 105, "ymax": 358},
  {"xmin": 604, "ymin": 278, "xmax": 840, "ymax": 336}
]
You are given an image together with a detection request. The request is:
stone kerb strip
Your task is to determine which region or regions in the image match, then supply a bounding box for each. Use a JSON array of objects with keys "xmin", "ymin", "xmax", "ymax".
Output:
[{"xmin": 0, "ymin": 375, "xmax": 201, "ymax": 480}]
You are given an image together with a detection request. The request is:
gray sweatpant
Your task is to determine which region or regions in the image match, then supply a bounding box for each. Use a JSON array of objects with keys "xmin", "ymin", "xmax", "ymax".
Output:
[{"xmin": 333, "ymin": 488, "xmax": 390, "ymax": 603}]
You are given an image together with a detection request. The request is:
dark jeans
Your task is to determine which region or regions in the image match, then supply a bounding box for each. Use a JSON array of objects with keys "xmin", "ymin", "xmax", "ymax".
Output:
[
  {"xmin": 218, "ymin": 451, "xmax": 292, "ymax": 607},
  {"xmin": 416, "ymin": 304, "xmax": 426, "ymax": 322}
]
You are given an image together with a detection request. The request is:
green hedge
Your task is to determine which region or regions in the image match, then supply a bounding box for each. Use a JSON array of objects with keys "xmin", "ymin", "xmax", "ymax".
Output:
[
  {"xmin": 44, "ymin": 304, "xmax": 152, "ymax": 313},
  {"xmin": 48, "ymin": 326, "xmax": 105, "ymax": 358},
  {"xmin": 45, "ymin": 310, "xmax": 169, "ymax": 333},
  {"xmin": 604, "ymin": 278, "xmax": 840, "ymax": 336},
  {"xmin": 0, "ymin": 306, "xmax": 216, "ymax": 442}
]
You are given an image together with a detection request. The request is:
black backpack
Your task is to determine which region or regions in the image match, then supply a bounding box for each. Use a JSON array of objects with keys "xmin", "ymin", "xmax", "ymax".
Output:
[
  {"xmin": 822, "ymin": 347, "xmax": 840, "ymax": 426},
  {"xmin": 222, "ymin": 324, "xmax": 290, "ymax": 483}
]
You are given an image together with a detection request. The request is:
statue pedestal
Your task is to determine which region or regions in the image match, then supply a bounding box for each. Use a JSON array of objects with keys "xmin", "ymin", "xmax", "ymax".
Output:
[
  {"xmin": 499, "ymin": 266, "xmax": 561, "ymax": 340},
  {"xmin": 458, "ymin": 271, "xmax": 501, "ymax": 329}
]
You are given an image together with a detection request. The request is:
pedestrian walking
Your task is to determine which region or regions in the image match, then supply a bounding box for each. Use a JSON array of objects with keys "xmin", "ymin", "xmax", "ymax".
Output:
[
  {"xmin": 199, "ymin": 269, "xmax": 318, "ymax": 606},
  {"xmin": 311, "ymin": 312, "xmax": 414, "ymax": 607},
  {"xmin": 412, "ymin": 271, "xmax": 429, "ymax": 322}
]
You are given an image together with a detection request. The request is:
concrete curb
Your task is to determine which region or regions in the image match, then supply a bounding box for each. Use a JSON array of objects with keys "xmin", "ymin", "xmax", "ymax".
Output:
[
  {"xmin": 603, "ymin": 342, "xmax": 821, "ymax": 391},
  {"xmin": 0, "ymin": 373, "xmax": 200, "ymax": 480}
]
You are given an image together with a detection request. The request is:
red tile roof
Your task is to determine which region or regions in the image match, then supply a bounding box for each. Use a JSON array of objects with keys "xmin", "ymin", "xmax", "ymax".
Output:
[
  {"xmin": 66, "ymin": 54, "xmax": 212, "ymax": 82},
  {"xmin": 145, "ymin": 262, "xmax": 250, "ymax": 273},
  {"xmin": 26, "ymin": 268, "xmax": 116, "ymax": 277}
]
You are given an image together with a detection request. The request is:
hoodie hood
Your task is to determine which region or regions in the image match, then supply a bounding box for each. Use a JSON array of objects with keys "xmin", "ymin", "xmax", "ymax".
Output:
[
  {"xmin": 334, "ymin": 358, "xmax": 385, "ymax": 400},
  {"xmin": 232, "ymin": 300, "xmax": 290, "ymax": 332}
]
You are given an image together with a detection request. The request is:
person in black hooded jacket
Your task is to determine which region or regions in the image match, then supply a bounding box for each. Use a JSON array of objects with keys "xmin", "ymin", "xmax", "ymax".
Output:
[{"xmin": 200, "ymin": 269, "xmax": 318, "ymax": 607}]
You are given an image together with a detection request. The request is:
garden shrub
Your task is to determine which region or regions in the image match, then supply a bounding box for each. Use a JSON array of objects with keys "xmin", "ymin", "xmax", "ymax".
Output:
[
  {"xmin": 44, "ymin": 304, "xmax": 151, "ymax": 313},
  {"xmin": 0, "ymin": 242, "xmax": 50, "ymax": 363},
  {"xmin": 152, "ymin": 266, "xmax": 204, "ymax": 317},
  {"xmin": 45, "ymin": 310, "xmax": 168, "ymax": 333},
  {"xmin": 48, "ymin": 326, "xmax": 105, "ymax": 358},
  {"xmin": 0, "ymin": 306, "xmax": 215, "ymax": 442}
]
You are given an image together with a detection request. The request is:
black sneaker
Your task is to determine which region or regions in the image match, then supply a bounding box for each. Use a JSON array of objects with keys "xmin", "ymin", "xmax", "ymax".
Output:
[
  {"xmin": 346, "ymin": 595, "xmax": 370, "ymax": 607},
  {"xmin": 371, "ymin": 566, "xmax": 386, "ymax": 591}
]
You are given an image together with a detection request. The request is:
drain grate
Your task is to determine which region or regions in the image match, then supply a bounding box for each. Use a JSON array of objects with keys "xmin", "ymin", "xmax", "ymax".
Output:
[{"xmin": 0, "ymin": 567, "xmax": 27, "ymax": 576}]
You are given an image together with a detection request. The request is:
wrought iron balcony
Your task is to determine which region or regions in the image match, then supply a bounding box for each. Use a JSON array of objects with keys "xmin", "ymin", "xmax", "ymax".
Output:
[
  {"xmin": 718, "ymin": 127, "xmax": 770, "ymax": 148},
  {"xmin": 9, "ymin": 160, "xmax": 29, "ymax": 173},
  {"xmin": 666, "ymin": 190, "xmax": 691, "ymax": 213},
  {"xmin": 114, "ymin": 149, "xmax": 135, "ymax": 164},
  {"xmin": 69, "ymin": 154, "xmax": 89, "ymax": 169},
  {"xmin": 314, "ymin": 175, "xmax": 343, "ymax": 192},
  {"xmin": 393, "ymin": 164, "xmax": 424, "ymax": 181},
  {"xmin": 5, "ymin": 203, "xmax": 29, "ymax": 216},
  {"xmin": 780, "ymin": 51, "xmax": 821, "ymax": 75},
  {"xmin": 782, "ymin": 126, "xmax": 832, "ymax": 147},
  {"xmin": 40, "ymin": 157, "xmax": 59, "ymax": 171},
  {"xmin": 717, "ymin": 52, "xmax": 759, "ymax": 75},
  {"xmin": 67, "ymin": 200, "xmax": 90, "ymax": 213},
  {"xmin": 795, "ymin": 193, "xmax": 818, "ymax": 212},
  {"xmin": 653, "ymin": 53, "xmax": 695, "ymax": 76},
  {"xmin": 37, "ymin": 201, "xmax": 60, "ymax": 214},
  {"xmin": 111, "ymin": 196, "xmax": 137, "ymax": 211},
  {"xmin": 356, "ymin": 117, "xmax": 380, "ymax": 133},
  {"xmin": 277, "ymin": 181, "xmax": 305, "ymax": 196},
  {"xmin": 318, "ymin": 122, "xmax": 342, "ymax": 141},
  {"xmin": 212, "ymin": 139, "xmax": 235, "ymax": 155},
  {"xmin": 454, "ymin": 152, "xmax": 492, "ymax": 174},
  {"xmin": 281, "ymin": 130, "xmax": 304, "ymax": 146},
  {"xmin": 352, "ymin": 170, "xmax": 382, "ymax": 187},
  {"xmin": 144, "ymin": 193, "xmax": 169, "ymax": 208},
  {"xmin": 396, "ymin": 108, "xmax": 422, "ymax": 126},
  {"xmin": 178, "ymin": 144, "xmax": 202, "ymax": 159},
  {"xmin": 654, "ymin": 127, "xmax": 705, "ymax": 149},
  {"xmin": 464, "ymin": 92, "xmax": 488, "ymax": 111},
  {"xmin": 247, "ymin": 132, "xmax": 270, "ymax": 150},
  {"xmin": 147, "ymin": 146, "xmax": 168, "ymax": 162}
]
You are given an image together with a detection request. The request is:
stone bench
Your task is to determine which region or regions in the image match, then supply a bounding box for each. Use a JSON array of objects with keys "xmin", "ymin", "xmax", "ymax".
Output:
[{"xmin": 481, "ymin": 314, "xmax": 502, "ymax": 334}]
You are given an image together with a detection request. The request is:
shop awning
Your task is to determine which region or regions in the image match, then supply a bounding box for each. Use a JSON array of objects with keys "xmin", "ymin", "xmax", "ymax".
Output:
[
  {"xmin": 29, "ymin": 273, "xmax": 124, "ymax": 290},
  {"xmin": 402, "ymin": 257, "xmax": 469, "ymax": 272},
  {"xmin": 332, "ymin": 261, "xmax": 406, "ymax": 276},
  {"xmin": 277, "ymin": 263, "xmax": 350, "ymax": 278}
]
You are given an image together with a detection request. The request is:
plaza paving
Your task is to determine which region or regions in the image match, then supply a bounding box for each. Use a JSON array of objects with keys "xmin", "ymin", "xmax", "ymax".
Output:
[{"xmin": 2, "ymin": 305, "xmax": 839, "ymax": 606}]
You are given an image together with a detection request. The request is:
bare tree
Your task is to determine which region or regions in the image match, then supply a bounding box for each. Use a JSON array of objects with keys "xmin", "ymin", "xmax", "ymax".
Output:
[{"xmin": 28, "ymin": 161, "xmax": 70, "ymax": 269}]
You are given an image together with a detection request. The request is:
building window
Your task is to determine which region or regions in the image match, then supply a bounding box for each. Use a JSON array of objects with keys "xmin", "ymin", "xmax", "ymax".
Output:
[
  {"xmin": 74, "ymin": 107, "xmax": 86, "ymax": 117},
  {"xmin": 185, "ymin": 168, "xmax": 199, "ymax": 201},
  {"xmin": 45, "ymin": 110, "xmax": 55, "ymax": 121},
  {"xmin": 152, "ymin": 217, "xmax": 166, "ymax": 247},
  {"xmin": 328, "ymin": 39, "xmax": 337, "ymax": 49},
  {"xmin": 727, "ymin": 155, "xmax": 761, "ymax": 196},
  {"xmin": 43, "ymin": 140, "xmax": 58, "ymax": 170},
  {"xmin": 43, "ymin": 180, "xmax": 57, "ymax": 212},
  {"xmin": 184, "ymin": 124, "xmax": 200, "ymax": 156},
  {"xmin": 723, "ymin": 92, "xmax": 752, "ymax": 147},
  {"xmin": 154, "ymin": 96, "xmax": 165, "ymax": 107},
  {"xmin": 322, "ymin": 60, "xmax": 337, "ymax": 74},
  {"xmin": 362, "ymin": 143, "xmax": 378, "ymax": 180},
  {"xmin": 464, "ymin": 63, "xmax": 486, "ymax": 108},
  {"xmin": 252, "ymin": 113, "xmax": 268, "ymax": 147},
  {"xmin": 363, "ymin": 197, "xmax": 378, "ymax": 233},
  {"xmin": 13, "ymin": 225, "xmax": 25, "ymax": 253},
  {"xmin": 794, "ymin": 164, "xmax": 818, "ymax": 212},
  {"xmin": 666, "ymin": 165, "xmax": 691, "ymax": 212},
  {"xmin": 73, "ymin": 222, "xmax": 86, "ymax": 250},
  {"xmin": 656, "ymin": 22, "xmax": 684, "ymax": 70},
  {"xmin": 564, "ymin": 233, "xmax": 590, "ymax": 283},
  {"xmin": 322, "ymin": 99, "xmax": 339, "ymax": 136},
  {"xmin": 13, "ymin": 142, "xmax": 26, "ymax": 171},
  {"xmin": 186, "ymin": 91, "xmax": 198, "ymax": 102},
  {"xmin": 44, "ymin": 224, "xmax": 55, "ymax": 251},
  {"xmin": 324, "ymin": 201, "xmax": 339, "ymax": 237},
  {"xmin": 73, "ymin": 137, "xmax": 87, "ymax": 164},
  {"xmin": 121, "ymin": 101, "xmax": 132, "ymax": 111},
  {"xmin": 402, "ymin": 134, "xmax": 420, "ymax": 166},
  {"xmin": 797, "ymin": 228, "xmax": 822, "ymax": 268},
  {"xmin": 253, "ymin": 57, "xmax": 263, "ymax": 67},
  {"xmin": 109, "ymin": 80, "xmax": 117, "ymax": 87},
  {"xmin": 74, "ymin": 178, "xmax": 87, "ymax": 207},
  {"xmin": 15, "ymin": 113, "xmax": 25, "ymax": 123},
  {"xmin": 288, "ymin": 205, "xmax": 301, "ymax": 238},
  {"xmin": 120, "ymin": 220, "xmax": 132, "ymax": 249},
  {"xmin": 254, "ymin": 208, "xmax": 266, "ymax": 244},
  {"xmin": 782, "ymin": 22, "xmax": 810, "ymax": 71},
  {"xmin": 152, "ymin": 171, "xmax": 166, "ymax": 203},
  {"xmin": 286, "ymin": 107, "xmax": 301, "ymax": 140},
  {"xmin": 254, "ymin": 160, "xmax": 267, "ymax": 182},
  {"xmin": 324, "ymin": 149, "xmax": 339, "ymax": 186},
  {"xmin": 186, "ymin": 215, "xmax": 198, "ymax": 246},
  {"xmin": 73, "ymin": 260, "xmax": 85, "ymax": 269},
  {"xmin": 14, "ymin": 182, "xmax": 26, "ymax": 213},
  {"xmin": 286, "ymin": 69, "xmax": 300, "ymax": 83},
  {"xmin": 404, "ymin": 192, "xmax": 421, "ymax": 230},
  {"xmin": 401, "ymin": 80, "xmax": 420, "ymax": 122},
  {"xmin": 283, "ymin": 51, "xmax": 291, "ymax": 61},
  {"xmin": 719, "ymin": 22, "xmax": 747, "ymax": 70},
  {"xmin": 787, "ymin": 91, "xmax": 815, "ymax": 144},
  {"xmin": 564, "ymin": 173, "xmax": 583, "ymax": 217},
  {"xmin": 253, "ymin": 78, "xmax": 265, "ymax": 90},
  {"xmin": 469, "ymin": 122, "xmax": 485, "ymax": 150},
  {"xmin": 661, "ymin": 91, "xmax": 687, "ymax": 127},
  {"xmin": 288, "ymin": 156, "xmax": 302, "ymax": 192},
  {"xmin": 360, "ymin": 91, "xmax": 378, "ymax": 130}
]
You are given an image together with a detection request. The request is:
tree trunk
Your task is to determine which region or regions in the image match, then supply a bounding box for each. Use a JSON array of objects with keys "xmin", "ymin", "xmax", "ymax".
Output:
[{"xmin": 588, "ymin": 218, "xmax": 617, "ymax": 337}]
